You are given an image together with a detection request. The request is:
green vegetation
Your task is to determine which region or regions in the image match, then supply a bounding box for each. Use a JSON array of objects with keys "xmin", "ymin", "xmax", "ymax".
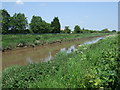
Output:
[
  {"xmin": 51, "ymin": 17, "xmax": 61, "ymax": 33},
  {"xmin": 0, "ymin": 9, "xmax": 116, "ymax": 34},
  {"xmin": 2, "ymin": 33, "xmax": 111, "ymax": 51},
  {"xmin": 9, "ymin": 13, "xmax": 28, "ymax": 34},
  {"xmin": 29, "ymin": 16, "xmax": 52, "ymax": 33},
  {"xmin": 62, "ymin": 26, "xmax": 71, "ymax": 33},
  {"xmin": 74, "ymin": 25, "xmax": 81, "ymax": 33},
  {"xmin": 0, "ymin": 9, "xmax": 10, "ymax": 34},
  {"xmin": 2, "ymin": 34, "xmax": 119, "ymax": 88},
  {"xmin": 1, "ymin": 8, "xmax": 118, "ymax": 89},
  {"xmin": 101, "ymin": 28, "xmax": 110, "ymax": 33},
  {"xmin": 0, "ymin": 9, "xmax": 61, "ymax": 34}
]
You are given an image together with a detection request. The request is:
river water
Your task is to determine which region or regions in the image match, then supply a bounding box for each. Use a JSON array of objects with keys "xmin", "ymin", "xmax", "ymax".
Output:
[{"xmin": 2, "ymin": 36, "xmax": 105, "ymax": 69}]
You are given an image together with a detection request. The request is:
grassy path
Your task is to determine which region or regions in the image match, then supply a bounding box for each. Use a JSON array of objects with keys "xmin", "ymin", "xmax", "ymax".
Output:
[{"xmin": 2, "ymin": 34, "xmax": 119, "ymax": 88}]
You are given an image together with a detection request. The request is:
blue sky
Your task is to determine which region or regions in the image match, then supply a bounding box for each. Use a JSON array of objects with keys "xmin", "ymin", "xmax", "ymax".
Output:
[{"xmin": 2, "ymin": 2, "xmax": 118, "ymax": 31}]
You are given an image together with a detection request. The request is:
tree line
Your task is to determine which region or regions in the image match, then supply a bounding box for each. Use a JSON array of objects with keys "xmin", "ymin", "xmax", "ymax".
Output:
[
  {"xmin": 0, "ymin": 9, "xmax": 116, "ymax": 34},
  {"xmin": 0, "ymin": 9, "xmax": 61, "ymax": 34}
]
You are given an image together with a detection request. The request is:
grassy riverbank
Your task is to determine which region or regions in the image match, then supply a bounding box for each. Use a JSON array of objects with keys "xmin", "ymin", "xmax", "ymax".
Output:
[
  {"xmin": 2, "ymin": 34, "xmax": 119, "ymax": 88},
  {"xmin": 2, "ymin": 33, "xmax": 111, "ymax": 51}
]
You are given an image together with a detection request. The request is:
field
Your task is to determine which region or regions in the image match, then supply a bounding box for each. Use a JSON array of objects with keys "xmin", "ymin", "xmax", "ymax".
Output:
[
  {"xmin": 2, "ymin": 33, "xmax": 111, "ymax": 51},
  {"xmin": 2, "ymin": 34, "xmax": 119, "ymax": 88}
]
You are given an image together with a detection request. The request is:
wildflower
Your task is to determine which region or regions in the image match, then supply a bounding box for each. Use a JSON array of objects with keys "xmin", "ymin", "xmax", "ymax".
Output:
[
  {"xmin": 52, "ymin": 66, "xmax": 55, "ymax": 69},
  {"xmin": 75, "ymin": 49, "xmax": 78, "ymax": 51},
  {"xmin": 80, "ymin": 51, "xmax": 83, "ymax": 54},
  {"xmin": 81, "ymin": 58, "xmax": 83, "ymax": 61},
  {"xmin": 83, "ymin": 48, "xmax": 87, "ymax": 50}
]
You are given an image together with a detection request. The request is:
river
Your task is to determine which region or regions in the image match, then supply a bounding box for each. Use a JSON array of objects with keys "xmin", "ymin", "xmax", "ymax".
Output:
[{"xmin": 2, "ymin": 36, "xmax": 105, "ymax": 69}]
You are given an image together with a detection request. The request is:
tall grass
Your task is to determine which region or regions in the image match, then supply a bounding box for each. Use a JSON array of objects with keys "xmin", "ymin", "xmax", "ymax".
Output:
[{"xmin": 2, "ymin": 34, "xmax": 119, "ymax": 88}]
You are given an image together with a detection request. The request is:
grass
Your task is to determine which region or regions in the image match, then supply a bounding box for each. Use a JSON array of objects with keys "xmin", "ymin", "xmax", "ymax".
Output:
[
  {"xmin": 2, "ymin": 33, "xmax": 111, "ymax": 50},
  {"xmin": 2, "ymin": 33, "xmax": 119, "ymax": 88}
]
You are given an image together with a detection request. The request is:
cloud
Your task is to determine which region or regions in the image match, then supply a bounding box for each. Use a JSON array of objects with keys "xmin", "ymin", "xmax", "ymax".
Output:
[{"xmin": 16, "ymin": 0, "xmax": 24, "ymax": 5}]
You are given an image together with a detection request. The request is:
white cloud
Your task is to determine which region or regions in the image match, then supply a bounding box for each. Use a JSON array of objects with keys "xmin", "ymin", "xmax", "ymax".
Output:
[{"xmin": 16, "ymin": 0, "xmax": 24, "ymax": 5}]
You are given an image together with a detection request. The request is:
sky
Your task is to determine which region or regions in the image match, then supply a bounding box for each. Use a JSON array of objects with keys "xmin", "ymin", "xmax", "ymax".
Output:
[{"xmin": 1, "ymin": 1, "xmax": 118, "ymax": 31}]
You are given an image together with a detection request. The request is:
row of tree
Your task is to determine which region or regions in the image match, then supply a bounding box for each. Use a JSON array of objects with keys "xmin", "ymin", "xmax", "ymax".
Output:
[
  {"xmin": 61, "ymin": 25, "xmax": 116, "ymax": 34},
  {"xmin": 0, "ymin": 9, "xmax": 116, "ymax": 34},
  {"xmin": 0, "ymin": 9, "xmax": 61, "ymax": 34}
]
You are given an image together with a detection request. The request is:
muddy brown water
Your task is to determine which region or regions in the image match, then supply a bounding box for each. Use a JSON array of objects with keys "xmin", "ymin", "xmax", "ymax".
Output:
[{"xmin": 2, "ymin": 36, "xmax": 105, "ymax": 70}]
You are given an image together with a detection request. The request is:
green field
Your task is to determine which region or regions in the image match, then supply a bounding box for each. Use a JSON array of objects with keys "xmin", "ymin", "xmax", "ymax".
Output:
[
  {"xmin": 2, "ymin": 33, "xmax": 111, "ymax": 51},
  {"xmin": 2, "ymin": 34, "xmax": 119, "ymax": 88}
]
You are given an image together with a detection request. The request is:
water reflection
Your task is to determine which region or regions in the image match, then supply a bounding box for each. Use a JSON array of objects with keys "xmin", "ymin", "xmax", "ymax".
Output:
[
  {"xmin": 60, "ymin": 45, "xmax": 76, "ymax": 54},
  {"xmin": 26, "ymin": 57, "xmax": 33, "ymax": 64},
  {"xmin": 60, "ymin": 48, "xmax": 66, "ymax": 52},
  {"xmin": 41, "ymin": 52, "xmax": 53, "ymax": 62},
  {"xmin": 67, "ymin": 45, "xmax": 76, "ymax": 53},
  {"xmin": 39, "ymin": 45, "xmax": 76, "ymax": 63},
  {"xmin": 80, "ymin": 37, "xmax": 104, "ymax": 45},
  {"xmin": 26, "ymin": 37, "xmax": 105, "ymax": 65}
]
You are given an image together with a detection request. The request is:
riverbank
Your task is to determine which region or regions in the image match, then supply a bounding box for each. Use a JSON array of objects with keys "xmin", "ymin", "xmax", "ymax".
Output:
[
  {"xmin": 2, "ymin": 34, "xmax": 119, "ymax": 88},
  {"xmin": 2, "ymin": 33, "xmax": 111, "ymax": 52},
  {"xmin": 2, "ymin": 35, "xmax": 108, "ymax": 69}
]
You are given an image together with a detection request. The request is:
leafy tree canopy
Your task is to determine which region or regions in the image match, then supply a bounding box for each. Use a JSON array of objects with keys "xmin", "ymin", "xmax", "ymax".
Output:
[
  {"xmin": 74, "ymin": 25, "xmax": 81, "ymax": 33},
  {"xmin": 0, "ymin": 9, "xmax": 10, "ymax": 34},
  {"xmin": 64, "ymin": 26, "xmax": 71, "ymax": 33},
  {"xmin": 9, "ymin": 13, "xmax": 28, "ymax": 33},
  {"xmin": 51, "ymin": 17, "xmax": 61, "ymax": 33}
]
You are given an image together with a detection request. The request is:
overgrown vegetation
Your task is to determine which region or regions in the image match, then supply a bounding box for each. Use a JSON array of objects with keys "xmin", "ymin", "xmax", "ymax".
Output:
[
  {"xmin": 2, "ymin": 33, "xmax": 111, "ymax": 51},
  {"xmin": 2, "ymin": 34, "xmax": 119, "ymax": 88}
]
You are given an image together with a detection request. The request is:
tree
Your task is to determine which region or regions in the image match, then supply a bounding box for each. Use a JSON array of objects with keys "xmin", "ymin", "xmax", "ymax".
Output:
[
  {"xmin": 29, "ymin": 16, "xmax": 52, "ymax": 33},
  {"xmin": 112, "ymin": 30, "xmax": 116, "ymax": 32},
  {"xmin": 9, "ymin": 13, "xmax": 28, "ymax": 33},
  {"xmin": 40, "ymin": 20, "xmax": 52, "ymax": 33},
  {"xmin": 29, "ymin": 16, "xmax": 42, "ymax": 33},
  {"xmin": 64, "ymin": 26, "xmax": 71, "ymax": 33},
  {"xmin": 101, "ymin": 28, "xmax": 110, "ymax": 33},
  {"xmin": 74, "ymin": 25, "xmax": 81, "ymax": 33},
  {"xmin": 0, "ymin": 9, "xmax": 10, "ymax": 34},
  {"xmin": 51, "ymin": 17, "xmax": 61, "ymax": 33}
]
